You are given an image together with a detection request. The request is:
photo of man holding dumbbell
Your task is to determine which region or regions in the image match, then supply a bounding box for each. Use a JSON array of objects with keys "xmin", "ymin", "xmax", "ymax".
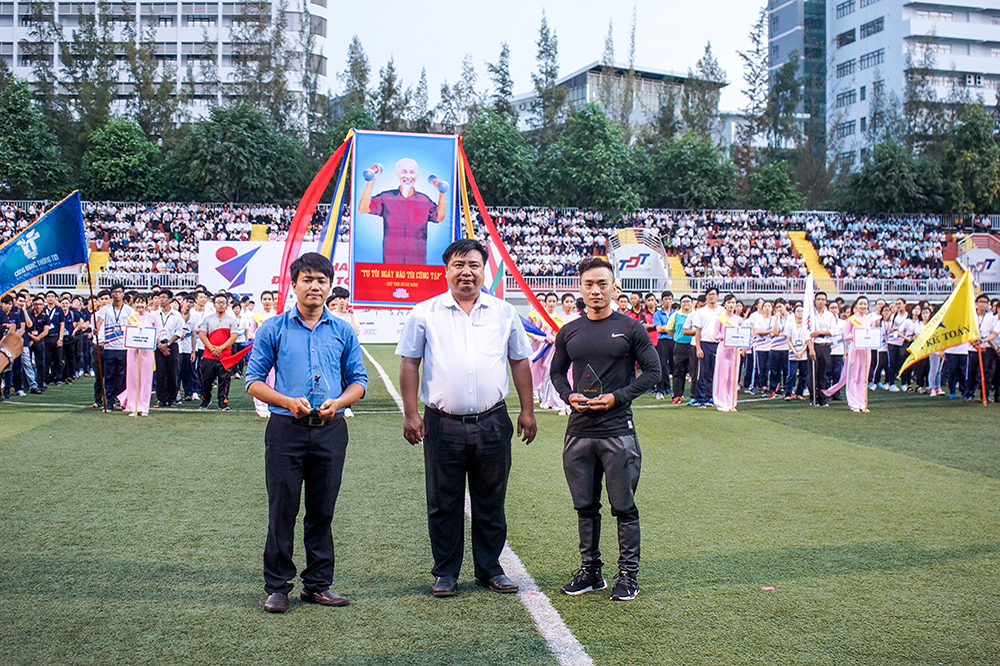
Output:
[{"xmin": 358, "ymin": 157, "xmax": 449, "ymax": 265}]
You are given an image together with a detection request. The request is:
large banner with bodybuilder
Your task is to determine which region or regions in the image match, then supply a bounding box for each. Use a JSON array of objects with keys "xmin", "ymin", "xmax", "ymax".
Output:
[{"xmin": 350, "ymin": 130, "xmax": 461, "ymax": 307}]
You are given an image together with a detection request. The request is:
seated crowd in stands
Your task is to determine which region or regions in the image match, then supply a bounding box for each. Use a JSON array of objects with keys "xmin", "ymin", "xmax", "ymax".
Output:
[{"xmin": 0, "ymin": 202, "xmax": 955, "ymax": 283}]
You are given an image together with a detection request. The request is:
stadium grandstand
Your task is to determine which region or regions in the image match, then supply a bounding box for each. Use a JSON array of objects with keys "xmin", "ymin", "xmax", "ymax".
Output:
[{"xmin": 2, "ymin": 199, "xmax": 996, "ymax": 297}]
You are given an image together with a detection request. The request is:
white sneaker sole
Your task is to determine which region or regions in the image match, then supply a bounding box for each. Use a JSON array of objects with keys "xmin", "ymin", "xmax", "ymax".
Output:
[
  {"xmin": 562, "ymin": 580, "xmax": 607, "ymax": 596},
  {"xmin": 610, "ymin": 589, "xmax": 639, "ymax": 601}
]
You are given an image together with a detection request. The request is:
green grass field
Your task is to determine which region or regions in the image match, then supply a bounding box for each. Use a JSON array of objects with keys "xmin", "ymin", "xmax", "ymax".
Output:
[{"xmin": 1, "ymin": 344, "xmax": 998, "ymax": 666}]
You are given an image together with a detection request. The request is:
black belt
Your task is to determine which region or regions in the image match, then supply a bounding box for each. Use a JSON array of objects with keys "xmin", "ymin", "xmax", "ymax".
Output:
[
  {"xmin": 293, "ymin": 412, "xmax": 344, "ymax": 427},
  {"xmin": 814, "ymin": 342, "xmax": 831, "ymax": 346},
  {"xmin": 427, "ymin": 400, "xmax": 505, "ymax": 424}
]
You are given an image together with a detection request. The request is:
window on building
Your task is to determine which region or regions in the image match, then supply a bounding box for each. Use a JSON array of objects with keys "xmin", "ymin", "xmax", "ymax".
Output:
[
  {"xmin": 836, "ymin": 89, "xmax": 858, "ymax": 108},
  {"xmin": 859, "ymin": 48, "xmax": 885, "ymax": 69},
  {"xmin": 993, "ymin": 48, "xmax": 1000, "ymax": 58},
  {"xmin": 912, "ymin": 42, "xmax": 951, "ymax": 55},
  {"xmin": 966, "ymin": 74, "xmax": 984, "ymax": 88},
  {"xmin": 837, "ymin": 59, "xmax": 856, "ymax": 77},
  {"xmin": 0, "ymin": 42, "xmax": 12, "ymax": 65},
  {"xmin": 836, "ymin": 0, "xmax": 855, "ymax": 19},
  {"xmin": 838, "ymin": 150, "xmax": 856, "ymax": 166},
  {"xmin": 771, "ymin": 45, "xmax": 780, "ymax": 62},
  {"xmin": 859, "ymin": 0, "xmax": 881, "ymax": 7},
  {"xmin": 837, "ymin": 29, "xmax": 856, "ymax": 48},
  {"xmin": 916, "ymin": 10, "xmax": 952, "ymax": 21},
  {"xmin": 771, "ymin": 14, "xmax": 779, "ymax": 32},
  {"xmin": 860, "ymin": 85, "xmax": 866, "ymax": 100},
  {"xmin": 836, "ymin": 120, "xmax": 857, "ymax": 138},
  {"xmin": 860, "ymin": 147, "xmax": 869, "ymax": 161},
  {"xmin": 873, "ymin": 79, "xmax": 884, "ymax": 94},
  {"xmin": 860, "ymin": 17, "xmax": 884, "ymax": 38},
  {"xmin": 860, "ymin": 117, "xmax": 867, "ymax": 132}
]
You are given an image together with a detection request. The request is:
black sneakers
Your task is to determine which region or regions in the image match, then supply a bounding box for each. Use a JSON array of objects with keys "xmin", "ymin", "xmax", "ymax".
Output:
[
  {"xmin": 609, "ymin": 570, "xmax": 639, "ymax": 601},
  {"xmin": 561, "ymin": 567, "xmax": 607, "ymax": 596}
]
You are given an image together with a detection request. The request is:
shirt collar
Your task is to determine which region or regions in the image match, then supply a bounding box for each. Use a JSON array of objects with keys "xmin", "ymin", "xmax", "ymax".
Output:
[
  {"xmin": 289, "ymin": 304, "xmax": 334, "ymax": 327},
  {"xmin": 444, "ymin": 289, "xmax": 489, "ymax": 313}
]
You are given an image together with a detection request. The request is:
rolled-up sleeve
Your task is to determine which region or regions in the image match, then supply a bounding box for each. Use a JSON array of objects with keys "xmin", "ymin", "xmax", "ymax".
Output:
[{"xmin": 244, "ymin": 319, "xmax": 276, "ymax": 389}]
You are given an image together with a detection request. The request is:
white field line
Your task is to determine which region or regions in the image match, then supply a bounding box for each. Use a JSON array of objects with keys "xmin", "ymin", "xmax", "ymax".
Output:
[{"xmin": 362, "ymin": 345, "xmax": 593, "ymax": 666}]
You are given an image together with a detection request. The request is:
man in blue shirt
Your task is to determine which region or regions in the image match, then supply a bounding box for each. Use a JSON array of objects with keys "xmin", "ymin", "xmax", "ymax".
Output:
[
  {"xmin": 42, "ymin": 291, "xmax": 66, "ymax": 385},
  {"xmin": 27, "ymin": 296, "xmax": 50, "ymax": 392},
  {"xmin": 651, "ymin": 291, "xmax": 674, "ymax": 400},
  {"xmin": 246, "ymin": 252, "xmax": 368, "ymax": 614}
]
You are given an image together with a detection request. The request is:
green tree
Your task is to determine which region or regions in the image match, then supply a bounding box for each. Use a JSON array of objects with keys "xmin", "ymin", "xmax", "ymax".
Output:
[
  {"xmin": 229, "ymin": 0, "xmax": 297, "ymax": 131},
  {"xmin": 82, "ymin": 119, "xmax": 163, "ymax": 201},
  {"xmin": 0, "ymin": 77, "xmax": 67, "ymax": 198},
  {"xmin": 59, "ymin": 0, "xmax": 120, "ymax": 159},
  {"xmin": 539, "ymin": 103, "xmax": 640, "ymax": 216},
  {"xmin": 944, "ymin": 104, "xmax": 1000, "ymax": 213},
  {"xmin": 407, "ymin": 67, "xmax": 433, "ymax": 133},
  {"xmin": 165, "ymin": 103, "xmax": 305, "ymax": 202},
  {"xmin": 840, "ymin": 141, "xmax": 920, "ymax": 214},
  {"xmin": 652, "ymin": 132, "xmax": 737, "ymax": 209},
  {"xmin": 765, "ymin": 53, "xmax": 802, "ymax": 150},
  {"xmin": 734, "ymin": 7, "xmax": 769, "ymax": 198},
  {"xmin": 122, "ymin": 20, "xmax": 184, "ymax": 143},
  {"xmin": 746, "ymin": 161, "xmax": 804, "ymax": 214},
  {"xmin": 339, "ymin": 36, "xmax": 370, "ymax": 112},
  {"xmin": 373, "ymin": 57, "xmax": 408, "ymax": 131},
  {"xmin": 326, "ymin": 104, "xmax": 376, "ymax": 154},
  {"xmin": 681, "ymin": 42, "xmax": 725, "ymax": 141},
  {"xmin": 487, "ymin": 43, "xmax": 517, "ymax": 125},
  {"xmin": 462, "ymin": 109, "xmax": 536, "ymax": 206},
  {"xmin": 437, "ymin": 54, "xmax": 482, "ymax": 134},
  {"xmin": 530, "ymin": 12, "xmax": 567, "ymax": 147}
]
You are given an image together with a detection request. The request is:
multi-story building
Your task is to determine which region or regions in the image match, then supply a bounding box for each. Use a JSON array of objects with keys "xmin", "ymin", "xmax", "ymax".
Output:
[
  {"xmin": 767, "ymin": 0, "xmax": 827, "ymax": 146},
  {"xmin": 1, "ymin": 0, "xmax": 331, "ymax": 117},
  {"xmin": 511, "ymin": 61, "xmax": 725, "ymax": 135},
  {"xmin": 827, "ymin": 0, "xmax": 1000, "ymax": 167}
]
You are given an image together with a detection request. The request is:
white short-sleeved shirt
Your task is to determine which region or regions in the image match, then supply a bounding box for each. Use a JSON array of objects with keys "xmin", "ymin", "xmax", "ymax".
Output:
[
  {"xmin": 396, "ymin": 289, "xmax": 532, "ymax": 415},
  {"xmin": 785, "ymin": 320, "xmax": 811, "ymax": 359},
  {"xmin": 811, "ymin": 310, "xmax": 837, "ymax": 344},
  {"xmin": 747, "ymin": 312, "xmax": 772, "ymax": 351},
  {"xmin": 689, "ymin": 304, "xmax": 726, "ymax": 344},
  {"xmin": 830, "ymin": 317, "xmax": 846, "ymax": 356},
  {"xmin": 771, "ymin": 314, "xmax": 790, "ymax": 351},
  {"xmin": 154, "ymin": 308, "xmax": 184, "ymax": 344},
  {"xmin": 96, "ymin": 303, "xmax": 136, "ymax": 350}
]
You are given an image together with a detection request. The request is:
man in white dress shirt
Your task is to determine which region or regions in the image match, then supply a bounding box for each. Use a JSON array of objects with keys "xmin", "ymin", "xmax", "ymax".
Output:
[
  {"xmin": 809, "ymin": 291, "xmax": 836, "ymax": 407},
  {"xmin": 397, "ymin": 239, "xmax": 537, "ymax": 598}
]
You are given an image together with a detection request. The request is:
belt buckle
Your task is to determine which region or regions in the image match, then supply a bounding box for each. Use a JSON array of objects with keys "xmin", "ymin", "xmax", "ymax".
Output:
[
  {"xmin": 307, "ymin": 415, "xmax": 324, "ymax": 427},
  {"xmin": 460, "ymin": 413, "xmax": 479, "ymax": 424}
]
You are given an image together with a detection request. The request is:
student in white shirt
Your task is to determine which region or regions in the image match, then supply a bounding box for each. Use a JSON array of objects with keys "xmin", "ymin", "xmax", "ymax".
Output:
[
  {"xmin": 767, "ymin": 299, "xmax": 790, "ymax": 397},
  {"xmin": 966, "ymin": 294, "xmax": 999, "ymax": 401},
  {"xmin": 747, "ymin": 300, "xmax": 772, "ymax": 394},
  {"xmin": 827, "ymin": 301, "xmax": 846, "ymax": 400},
  {"xmin": 689, "ymin": 287, "xmax": 725, "ymax": 407},
  {"xmin": 783, "ymin": 303, "xmax": 811, "ymax": 400},
  {"xmin": 153, "ymin": 289, "xmax": 184, "ymax": 407}
]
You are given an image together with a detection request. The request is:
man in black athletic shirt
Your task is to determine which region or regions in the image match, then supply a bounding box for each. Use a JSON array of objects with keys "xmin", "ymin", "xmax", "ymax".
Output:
[{"xmin": 550, "ymin": 257, "xmax": 660, "ymax": 601}]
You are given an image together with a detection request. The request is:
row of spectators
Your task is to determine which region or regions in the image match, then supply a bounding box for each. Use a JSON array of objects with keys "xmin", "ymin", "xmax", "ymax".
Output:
[
  {"xmin": 806, "ymin": 215, "xmax": 951, "ymax": 282},
  {"xmin": 0, "ymin": 202, "xmax": 956, "ymax": 282}
]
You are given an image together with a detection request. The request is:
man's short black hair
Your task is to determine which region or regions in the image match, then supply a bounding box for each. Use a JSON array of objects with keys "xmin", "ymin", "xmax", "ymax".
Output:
[
  {"xmin": 331, "ymin": 286, "xmax": 350, "ymax": 300},
  {"xmin": 110, "ymin": 283, "xmax": 125, "ymax": 292},
  {"xmin": 32, "ymin": 295, "xmax": 43, "ymax": 303},
  {"xmin": 705, "ymin": 287, "xmax": 719, "ymax": 296},
  {"xmin": 1, "ymin": 294, "xmax": 12, "ymax": 305},
  {"xmin": 213, "ymin": 292, "xmax": 229, "ymax": 302},
  {"xmin": 442, "ymin": 239, "xmax": 487, "ymax": 265},
  {"xmin": 159, "ymin": 288, "xmax": 173, "ymax": 299},
  {"xmin": 45, "ymin": 290, "xmax": 57, "ymax": 297},
  {"xmin": 976, "ymin": 294, "xmax": 989, "ymax": 302},
  {"xmin": 661, "ymin": 290, "xmax": 674, "ymax": 300},
  {"xmin": 290, "ymin": 252, "xmax": 335, "ymax": 283},
  {"xmin": 97, "ymin": 289, "xmax": 110, "ymax": 298},
  {"xmin": 578, "ymin": 256, "xmax": 614, "ymax": 276}
]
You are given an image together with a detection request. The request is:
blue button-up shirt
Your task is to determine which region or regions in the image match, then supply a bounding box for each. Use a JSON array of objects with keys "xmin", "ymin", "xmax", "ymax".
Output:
[
  {"xmin": 652, "ymin": 308, "xmax": 673, "ymax": 341},
  {"xmin": 245, "ymin": 306, "xmax": 368, "ymax": 416}
]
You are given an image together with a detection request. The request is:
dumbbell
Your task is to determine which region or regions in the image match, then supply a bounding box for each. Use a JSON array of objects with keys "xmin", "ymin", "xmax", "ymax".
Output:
[
  {"xmin": 428, "ymin": 175, "xmax": 450, "ymax": 193},
  {"xmin": 362, "ymin": 163, "xmax": 383, "ymax": 181}
]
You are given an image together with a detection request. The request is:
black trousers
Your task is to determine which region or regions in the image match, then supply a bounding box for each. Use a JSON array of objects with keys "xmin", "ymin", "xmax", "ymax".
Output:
[
  {"xmin": 422, "ymin": 404, "xmax": 513, "ymax": 580},
  {"xmin": 264, "ymin": 414, "xmax": 348, "ymax": 595},
  {"xmin": 943, "ymin": 353, "xmax": 967, "ymax": 395},
  {"xmin": 768, "ymin": 349, "xmax": 787, "ymax": 392},
  {"xmin": 563, "ymin": 433, "xmax": 641, "ymax": 573},
  {"xmin": 155, "ymin": 343, "xmax": 179, "ymax": 405},
  {"xmin": 812, "ymin": 344, "xmax": 831, "ymax": 405},
  {"xmin": 887, "ymin": 344, "xmax": 906, "ymax": 384},
  {"xmin": 829, "ymin": 355, "xmax": 844, "ymax": 399},
  {"xmin": 672, "ymin": 343, "xmax": 693, "ymax": 399},
  {"xmin": 43, "ymin": 337, "xmax": 60, "ymax": 383},
  {"xmin": 199, "ymin": 357, "xmax": 230, "ymax": 408},
  {"xmin": 60, "ymin": 337, "xmax": 75, "ymax": 381},
  {"xmin": 965, "ymin": 348, "xmax": 998, "ymax": 400},
  {"xmin": 656, "ymin": 338, "xmax": 673, "ymax": 394},
  {"xmin": 30, "ymin": 341, "xmax": 46, "ymax": 388},
  {"xmin": 695, "ymin": 342, "xmax": 718, "ymax": 403},
  {"xmin": 103, "ymin": 349, "xmax": 127, "ymax": 405}
]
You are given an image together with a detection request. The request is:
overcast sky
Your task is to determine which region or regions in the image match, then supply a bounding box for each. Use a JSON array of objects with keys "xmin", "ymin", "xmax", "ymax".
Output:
[{"xmin": 325, "ymin": 0, "xmax": 765, "ymax": 115}]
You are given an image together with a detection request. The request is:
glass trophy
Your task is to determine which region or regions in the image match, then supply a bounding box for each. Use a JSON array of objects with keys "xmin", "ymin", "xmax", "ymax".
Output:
[
  {"xmin": 577, "ymin": 363, "xmax": 603, "ymax": 400},
  {"xmin": 305, "ymin": 373, "xmax": 329, "ymax": 415}
]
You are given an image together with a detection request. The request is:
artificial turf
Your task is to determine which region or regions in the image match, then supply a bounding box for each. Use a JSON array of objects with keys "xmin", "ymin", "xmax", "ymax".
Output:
[{"xmin": 0, "ymin": 344, "xmax": 997, "ymax": 665}]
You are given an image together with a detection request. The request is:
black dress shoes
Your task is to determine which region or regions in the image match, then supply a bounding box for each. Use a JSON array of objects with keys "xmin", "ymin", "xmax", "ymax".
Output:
[
  {"xmin": 263, "ymin": 592, "xmax": 288, "ymax": 613},
  {"xmin": 300, "ymin": 589, "xmax": 350, "ymax": 606},
  {"xmin": 475, "ymin": 574, "xmax": 519, "ymax": 594},
  {"xmin": 431, "ymin": 576, "xmax": 458, "ymax": 597}
]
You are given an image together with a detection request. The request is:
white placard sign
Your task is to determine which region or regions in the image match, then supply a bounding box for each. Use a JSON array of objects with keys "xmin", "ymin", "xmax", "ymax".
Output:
[
  {"xmin": 854, "ymin": 327, "xmax": 882, "ymax": 350},
  {"xmin": 125, "ymin": 326, "xmax": 158, "ymax": 350},
  {"xmin": 724, "ymin": 326, "xmax": 753, "ymax": 349}
]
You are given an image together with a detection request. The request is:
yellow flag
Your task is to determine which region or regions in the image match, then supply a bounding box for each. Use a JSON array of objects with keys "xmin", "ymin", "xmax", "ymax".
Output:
[{"xmin": 900, "ymin": 270, "xmax": 980, "ymax": 374}]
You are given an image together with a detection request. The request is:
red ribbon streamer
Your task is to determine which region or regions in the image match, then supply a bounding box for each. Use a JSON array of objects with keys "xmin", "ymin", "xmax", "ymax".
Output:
[
  {"xmin": 277, "ymin": 137, "xmax": 352, "ymax": 313},
  {"xmin": 457, "ymin": 137, "xmax": 560, "ymax": 332}
]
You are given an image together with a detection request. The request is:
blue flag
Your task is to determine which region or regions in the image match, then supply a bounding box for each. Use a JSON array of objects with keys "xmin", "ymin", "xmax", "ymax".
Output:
[{"xmin": 0, "ymin": 192, "xmax": 88, "ymax": 295}]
